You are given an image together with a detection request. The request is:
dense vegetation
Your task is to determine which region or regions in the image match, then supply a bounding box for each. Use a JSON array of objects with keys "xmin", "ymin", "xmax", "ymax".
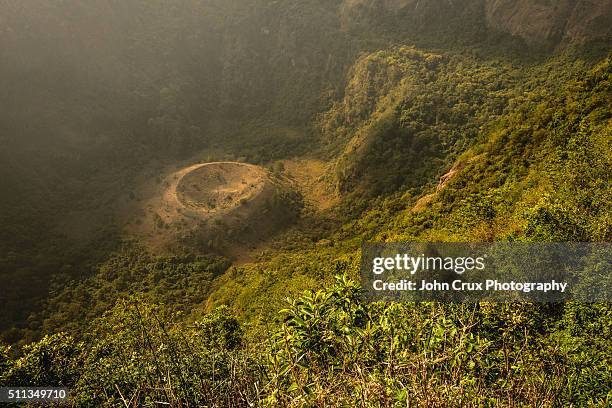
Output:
[
  {"xmin": 2, "ymin": 279, "xmax": 610, "ymax": 406},
  {"xmin": 0, "ymin": 0, "xmax": 611, "ymax": 406}
]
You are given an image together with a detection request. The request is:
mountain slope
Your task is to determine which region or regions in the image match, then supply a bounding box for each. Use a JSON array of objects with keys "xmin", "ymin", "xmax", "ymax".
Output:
[{"xmin": 342, "ymin": 0, "xmax": 612, "ymax": 49}]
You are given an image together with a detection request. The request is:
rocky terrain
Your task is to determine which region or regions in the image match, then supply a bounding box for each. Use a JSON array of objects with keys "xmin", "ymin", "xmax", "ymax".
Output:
[{"xmin": 341, "ymin": 0, "xmax": 612, "ymax": 48}]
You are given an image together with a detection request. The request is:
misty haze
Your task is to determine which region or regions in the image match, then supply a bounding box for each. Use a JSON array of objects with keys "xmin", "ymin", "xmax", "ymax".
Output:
[{"xmin": 0, "ymin": 1, "xmax": 611, "ymax": 406}]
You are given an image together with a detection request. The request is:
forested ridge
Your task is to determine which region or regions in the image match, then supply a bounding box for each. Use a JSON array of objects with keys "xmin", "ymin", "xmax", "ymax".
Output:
[{"xmin": 0, "ymin": 0, "xmax": 611, "ymax": 406}]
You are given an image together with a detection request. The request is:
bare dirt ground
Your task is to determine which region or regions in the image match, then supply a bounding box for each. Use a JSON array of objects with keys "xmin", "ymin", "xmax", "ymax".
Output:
[
  {"xmin": 121, "ymin": 158, "xmax": 337, "ymax": 262},
  {"xmin": 124, "ymin": 162, "xmax": 269, "ymax": 253},
  {"xmin": 177, "ymin": 162, "xmax": 265, "ymax": 212}
]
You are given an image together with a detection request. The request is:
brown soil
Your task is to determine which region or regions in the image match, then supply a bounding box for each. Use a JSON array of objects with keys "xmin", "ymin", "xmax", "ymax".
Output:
[
  {"xmin": 124, "ymin": 162, "xmax": 296, "ymax": 259},
  {"xmin": 177, "ymin": 162, "xmax": 265, "ymax": 212}
]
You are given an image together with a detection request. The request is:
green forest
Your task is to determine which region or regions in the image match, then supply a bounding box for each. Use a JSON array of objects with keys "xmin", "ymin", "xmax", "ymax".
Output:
[{"xmin": 0, "ymin": 0, "xmax": 611, "ymax": 406}]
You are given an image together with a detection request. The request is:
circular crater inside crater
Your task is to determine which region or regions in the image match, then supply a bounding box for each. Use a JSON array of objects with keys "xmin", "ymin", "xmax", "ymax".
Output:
[{"xmin": 176, "ymin": 162, "xmax": 267, "ymax": 212}]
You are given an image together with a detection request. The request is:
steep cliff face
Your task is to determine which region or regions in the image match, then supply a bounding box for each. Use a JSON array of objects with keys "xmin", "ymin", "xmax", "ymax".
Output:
[
  {"xmin": 340, "ymin": 0, "xmax": 480, "ymax": 32},
  {"xmin": 484, "ymin": 0, "xmax": 612, "ymax": 47},
  {"xmin": 484, "ymin": 0, "xmax": 574, "ymax": 47},
  {"xmin": 564, "ymin": 0, "xmax": 612, "ymax": 43},
  {"xmin": 341, "ymin": 0, "xmax": 612, "ymax": 48}
]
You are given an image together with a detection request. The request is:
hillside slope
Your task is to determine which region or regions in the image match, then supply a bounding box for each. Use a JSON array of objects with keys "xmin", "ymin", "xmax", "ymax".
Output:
[{"xmin": 4, "ymin": 52, "xmax": 610, "ymax": 407}]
